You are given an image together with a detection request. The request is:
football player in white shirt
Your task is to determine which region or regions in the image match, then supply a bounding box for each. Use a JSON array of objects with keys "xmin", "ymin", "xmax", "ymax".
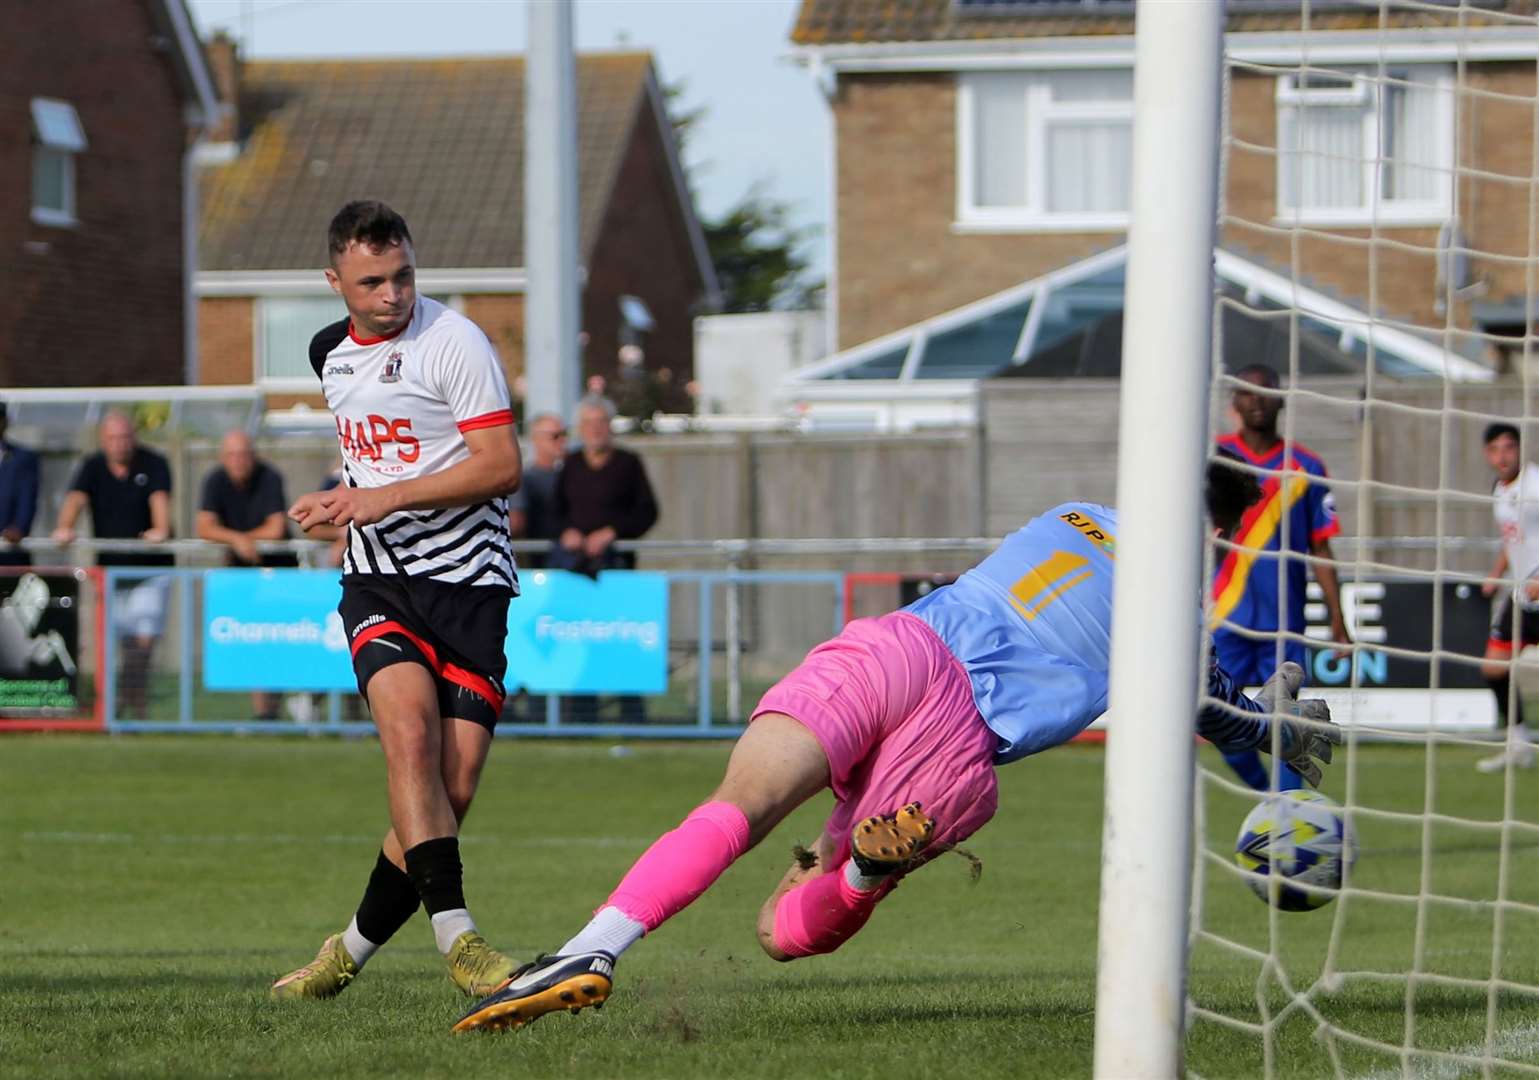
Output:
[
  {"xmin": 271, "ymin": 202, "xmax": 526, "ymax": 1000},
  {"xmin": 1479, "ymin": 422, "xmax": 1538, "ymax": 772}
]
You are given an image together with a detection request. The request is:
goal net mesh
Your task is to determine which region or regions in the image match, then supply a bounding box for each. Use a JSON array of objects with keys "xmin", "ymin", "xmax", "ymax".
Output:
[{"xmin": 1188, "ymin": 2, "xmax": 1539, "ymax": 1076}]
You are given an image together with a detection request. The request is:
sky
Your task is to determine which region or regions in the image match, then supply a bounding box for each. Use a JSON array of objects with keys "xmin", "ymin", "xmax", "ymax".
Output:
[{"xmin": 185, "ymin": 0, "xmax": 829, "ymax": 272}]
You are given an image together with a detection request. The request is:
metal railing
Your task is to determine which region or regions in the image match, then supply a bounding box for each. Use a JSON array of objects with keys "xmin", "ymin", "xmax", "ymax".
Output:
[
  {"xmin": 92, "ymin": 564, "xmax": 847, "ymax": 739},
  {"xmin": 6, "ymin": 533, "xmax": 1510, "ymax": 740}
]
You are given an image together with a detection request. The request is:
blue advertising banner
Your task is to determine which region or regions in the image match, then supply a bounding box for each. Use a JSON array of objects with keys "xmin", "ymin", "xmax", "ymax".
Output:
[
  {"xmin": 203, "ymin": 570, "xmax": 354, "ymax": 691},
  {"xmin": 505, "ymin": 570, "xmax": 669, "ymax": 694}
]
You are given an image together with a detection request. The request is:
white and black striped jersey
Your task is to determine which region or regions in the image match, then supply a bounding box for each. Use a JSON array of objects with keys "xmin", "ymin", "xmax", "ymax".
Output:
[
  {"xmin": 310, "ymin": 296, "xmax": 518, "ymax": 592},
  {"xmin": 1494, "ymin": 462, "xmax": 1539, "ymax": 584}
]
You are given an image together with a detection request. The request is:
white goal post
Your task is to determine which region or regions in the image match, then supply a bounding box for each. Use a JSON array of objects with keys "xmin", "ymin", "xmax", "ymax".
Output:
[
  {"xmin": 1092, "ymin": 2, "xmax": 1226, "ymax": 1077},
  {"xmin": 1095, "ymin": 2, "xmax": 1539, "ymax": 1077}
]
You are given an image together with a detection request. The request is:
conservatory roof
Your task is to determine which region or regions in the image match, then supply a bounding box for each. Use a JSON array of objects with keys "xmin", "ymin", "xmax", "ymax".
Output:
[{"xmin": 791, "ymin": 246, "xmax": 1493, "ymax": 385}]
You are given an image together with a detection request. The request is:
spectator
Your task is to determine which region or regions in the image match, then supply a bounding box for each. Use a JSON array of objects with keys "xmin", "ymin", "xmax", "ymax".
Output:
[
  {"xmin": 303, "ymin": 459, "xmax": 350, "ymax": 569},
  {"xmin": 196, "ymin": 431, "xmax": 295, "ymax": 569},
  {"xmin": 508, "ymin": 412, "xmax": 566, "ymax": 568},
  {"xmin": 0, "ymin": 402, "xmax": 40, "ymax": 567},
  {"xmin": 553, "ymin": 396, "xmax": 659, "ymax": 724},
  {"xmin": 51, "ymin": 411, "xmax": 173, "ymax": 720},
  {"xmin": 553, "ymin": 396, "xmax": 658, "ymax": 576},
  {"xmin": 196, "ymin": 430, "xmax": 294, "ymax": 722},
  {"xmin": 503, "ymin": 414, "xmax": 566, "ymax": 724}
]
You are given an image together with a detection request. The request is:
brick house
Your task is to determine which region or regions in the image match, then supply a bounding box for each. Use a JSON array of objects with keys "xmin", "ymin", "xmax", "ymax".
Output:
[
  {"xmin": 195, "ymin": 43, "xmax": 716, "ymax": 411},
  {"xmin": 784, "ymin": 0, "xmax": 1538, "ymax": 427},
  {"xmin": 1, "ymin": 0, "xmax": 219, "ymax": 386}
]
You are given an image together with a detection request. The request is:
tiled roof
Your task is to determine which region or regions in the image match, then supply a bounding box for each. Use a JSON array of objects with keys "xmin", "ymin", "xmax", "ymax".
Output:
[
  {"xmin": 791, "ymin": 0, "xmax": 1538, "ymax": 46},
  {"xmin": 200, "ymin": 52, "xmax": 652, "ymax": 271}
]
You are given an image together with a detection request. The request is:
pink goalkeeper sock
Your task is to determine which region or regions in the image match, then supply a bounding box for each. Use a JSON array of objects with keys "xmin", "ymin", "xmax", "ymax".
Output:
[
  {"xmin": 772, "ymin": 864, "xmax": 892, "ymax": 958},
  {"xmin": 605, "ymin": 800, "xmax": 751, "ymax": 931}
]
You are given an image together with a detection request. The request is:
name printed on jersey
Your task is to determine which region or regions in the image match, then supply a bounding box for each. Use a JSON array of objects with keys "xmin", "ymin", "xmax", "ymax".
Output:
[{"xmin": 310, "ymin": 296, "xmax": 518, "ymax": 592}]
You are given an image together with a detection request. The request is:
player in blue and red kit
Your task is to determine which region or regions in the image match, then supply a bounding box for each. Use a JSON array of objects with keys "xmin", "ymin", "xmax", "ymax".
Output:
[
  {"xmin": 1212, "ymin": 364, "xmax": 1351, "ymax": 791},
  {"xmin": 452, "ymin": 458, "xmax": 1341, "ymax": 1034}
]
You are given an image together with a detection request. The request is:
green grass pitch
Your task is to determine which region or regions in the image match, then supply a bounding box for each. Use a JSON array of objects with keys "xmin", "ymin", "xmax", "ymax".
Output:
[{"xmin": 1, "ymin": 735, "xmax": 1534, "ymax": 1078}]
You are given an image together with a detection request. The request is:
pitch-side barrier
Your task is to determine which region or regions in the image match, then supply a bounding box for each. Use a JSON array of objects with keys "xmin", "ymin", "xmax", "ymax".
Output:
[{"xmin": 0, "ymin": 536, "xmax": 1512, "ymax": 740}]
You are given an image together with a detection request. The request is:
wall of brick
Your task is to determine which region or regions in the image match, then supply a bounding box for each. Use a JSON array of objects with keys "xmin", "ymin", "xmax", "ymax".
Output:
[
  {"xmin": 463, "ymin": 293, "xmax": 525, "ymax": 388},
  {"xmin": 0, "ymin": 0, "xmax": 189, "ymax": 386},
  {"xmin": 584, "ymin": 94, "xmax": 705, "ymax": 413},
  {"xmin": 1456, "ymin": 64, "xmax": 1539, "ymax": 313},
  {"xmin": 834, "ymin": 63, "xmax": 1537, "ymax": 355},
  {"xmin": 198, "ymin": 297, "xmax": 253, "ymax": 385},
  {"xmin": 833, "ymin": 73, "xmax": 1120, "ymax": 350},
  {"xmin": 1226, "ymin": 68, "xmax": 1439, "ymax": 333}
]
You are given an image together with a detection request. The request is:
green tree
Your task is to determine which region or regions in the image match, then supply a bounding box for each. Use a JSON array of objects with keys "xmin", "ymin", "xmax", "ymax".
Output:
[
  {"xmin": 704, "ymin": 188, "xmax": 822, "ymax": 313},
  {"xmin": 664, "ymin": 82, "xmax": 823, "ymax": 313}
]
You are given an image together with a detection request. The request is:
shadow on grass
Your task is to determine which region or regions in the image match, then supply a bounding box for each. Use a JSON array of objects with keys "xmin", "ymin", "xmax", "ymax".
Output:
[
  {"xmin": 2, "ymin": 946, "xmax": 305, "ymax": 961},
  {"xmin": 758, "ymin": 969, "xmax": 1078, "ymax": 995},
  {"xmin": 0, "ymin": 971, "xmax": 260, "ymax": 995},
  {"xmin": 1195, "ymin": 981, "xmax": 1527, "ymax": 1025},
  {"xmin": 1365, "ymin": 837, "xmax": 1539, "ymax": 858}
]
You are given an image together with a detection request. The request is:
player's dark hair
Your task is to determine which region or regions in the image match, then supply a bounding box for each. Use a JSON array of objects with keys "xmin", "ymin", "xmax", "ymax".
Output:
[
  {"xmin": 1232, "ymin": 363, "xmax": 1281, "ymax": 390},
  {"xmin": 1206, "ymin": 448, "xmax": 1261, "ymax": 537},
  {"xmin": 327, "ymin": 200, "xmax": 412, "ymax": 262},
  {"xmin": 1484, "ymin": 421, "xmax": 1520, "ymax": 446}
]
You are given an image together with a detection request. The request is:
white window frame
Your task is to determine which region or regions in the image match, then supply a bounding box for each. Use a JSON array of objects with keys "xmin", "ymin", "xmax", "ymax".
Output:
[
  {"xmin": 956, "ymin": 69, "xmax": 1133, "ymax": 233},
  {"xmin": 30, "ymin": 98, "xmax": 87, "ymax": 228},
  {"xmin": 1273, "ymin": 65, "xmax": 1454, "ymax": 228},
  {"xmin": 255, "ymin": 295, "xmax": 346, "ymax": 392}
]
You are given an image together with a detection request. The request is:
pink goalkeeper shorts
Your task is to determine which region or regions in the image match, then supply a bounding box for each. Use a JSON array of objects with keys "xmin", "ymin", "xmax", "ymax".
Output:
[{"xmin": 751, "ymin": 611, "xmax": 999, "ymax": 867}]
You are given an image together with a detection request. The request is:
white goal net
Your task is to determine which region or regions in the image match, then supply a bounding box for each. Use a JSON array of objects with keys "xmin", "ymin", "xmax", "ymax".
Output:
[{"xmin": 1185, "ymin": 1, "xmax": 1539, "ymax": 1076}]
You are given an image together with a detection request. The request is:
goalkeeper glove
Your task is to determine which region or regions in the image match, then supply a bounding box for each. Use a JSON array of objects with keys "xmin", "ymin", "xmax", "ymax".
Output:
[{"xmin": 1256, "ymin": 661, "xmax": 1342, "ymax": 788}]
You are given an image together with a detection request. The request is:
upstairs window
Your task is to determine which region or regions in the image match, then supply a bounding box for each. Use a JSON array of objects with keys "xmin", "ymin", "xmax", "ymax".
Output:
[
  {"xmin": 1276, "ymin": 66, "xmax": 1452, "ymax": 225},
  {"xmin": 30, "ymin": 98, "xmax": 87, "ymax": 227},
  {"xmin": 258, "ymin": 297, "xmax": 347, "ymax": 386},
  {"xmin": 958, "ymin": 70, "xmax": 1133, "ymax": 231}
]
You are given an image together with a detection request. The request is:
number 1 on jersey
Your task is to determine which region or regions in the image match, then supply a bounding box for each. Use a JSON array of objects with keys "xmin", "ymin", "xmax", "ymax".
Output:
[{"xmin": 1009, "ymin": 550, "xmax": 1092, "ymax": 622}]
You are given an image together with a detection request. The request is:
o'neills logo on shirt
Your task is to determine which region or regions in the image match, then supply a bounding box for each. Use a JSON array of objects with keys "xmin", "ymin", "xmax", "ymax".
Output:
[{"xmin": 337, "ymin": 414, "xmax": 420, "ymax": 464}]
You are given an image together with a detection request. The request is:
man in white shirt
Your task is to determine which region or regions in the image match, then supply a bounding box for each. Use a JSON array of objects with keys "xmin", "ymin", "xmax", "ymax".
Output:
[
  {"xmin": 270, "ymin": 201, "xmax": 525, "ymax": 1000},
  {"xmin": 1479, "ymin": 422, "xmax": 1538, "ymax": 772}
]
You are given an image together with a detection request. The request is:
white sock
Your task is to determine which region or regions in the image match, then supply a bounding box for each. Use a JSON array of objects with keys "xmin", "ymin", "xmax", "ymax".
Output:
[
  {"xmin": 844, "ymin": 859, "xmax": 889, "ymax": 894},
  {"xmin": 1514, "ymin": 722, "xmax": 1533, "ymax": 745},
  {"xmin": 558, "ymin": 905, "xmax": 646, "ymax": 958},
  {"xmin": 430, "ymin": 908, "xmax": 477, "ymax": 955},
  {"xmin": 341, "ymin": 916, "xmax": 379, "ymax": 968}
]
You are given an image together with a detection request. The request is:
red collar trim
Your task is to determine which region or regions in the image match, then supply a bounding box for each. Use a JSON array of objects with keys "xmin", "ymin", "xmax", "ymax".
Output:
[
  {"xmin": 348, "ymin": 308, "xmax": 413, "ymax": 346},
  {"xmin": 1218, "ymin": 432, "xmax": 1284, "ymax": 465}
]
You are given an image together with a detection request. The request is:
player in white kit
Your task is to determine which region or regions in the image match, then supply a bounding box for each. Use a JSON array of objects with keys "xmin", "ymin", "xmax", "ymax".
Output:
[
  {"xmin": 1479, "ymin": 422, "xmax": 1538, "ymax": 772},
  {"xmin": 270, "ymin": 201, "xmax": 526, "ymax": 999}
]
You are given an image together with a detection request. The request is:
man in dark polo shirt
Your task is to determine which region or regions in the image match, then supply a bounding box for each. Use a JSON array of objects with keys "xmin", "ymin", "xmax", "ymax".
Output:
[
  {"xmin": 554, "ymin": 397, "xmax": 658, "ymax": 574},
  {"xmin": 553, "ymin": 396, "xmax": 658, "ymax": 723},
  {"xmin": 196, "ymin": 431, "xmax": 294, "ymax": 569},
  {"xmin": 197, "ymin": 430, "xmax": 294, "ymax": 721},
  {"xmin": 51, "ymin": 411, "xmax": 173, "ymax": 719}
]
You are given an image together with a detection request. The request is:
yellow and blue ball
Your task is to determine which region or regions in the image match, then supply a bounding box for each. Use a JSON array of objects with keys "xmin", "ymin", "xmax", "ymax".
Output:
[{"xmin": 1234, "ymin": 789, "xmax": 1352, "ymax": 911}]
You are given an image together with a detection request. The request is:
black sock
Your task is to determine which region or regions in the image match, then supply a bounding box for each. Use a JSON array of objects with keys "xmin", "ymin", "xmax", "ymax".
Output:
[
  {"xmin": 403, "ymin": 836, "xmax": 466, "ymax": 916},
  {"xmin": 1488, "ymin": 672, "xmax": 1513, "ymax": 728},
  {"xmin": 354, "ymin": 850, "xmax": 421, "ymax": 946}
]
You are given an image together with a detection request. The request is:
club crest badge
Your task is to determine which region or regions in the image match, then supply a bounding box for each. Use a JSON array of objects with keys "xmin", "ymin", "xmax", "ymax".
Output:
[{"xmin": 380, "ymin": 351, "xmax": 404, "ymax": 383}]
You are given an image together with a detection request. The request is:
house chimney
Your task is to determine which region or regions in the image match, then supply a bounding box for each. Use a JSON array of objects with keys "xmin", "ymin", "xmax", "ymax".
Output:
[{"xmin": 206, "ymin": 32, "xmax": 241, "ymax": 144}]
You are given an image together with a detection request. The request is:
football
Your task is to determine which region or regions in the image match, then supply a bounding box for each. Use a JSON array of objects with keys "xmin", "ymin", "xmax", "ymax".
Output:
[{"xmin": 1234, "ymin": 790, "xmax": 1353, "ymax": 911}]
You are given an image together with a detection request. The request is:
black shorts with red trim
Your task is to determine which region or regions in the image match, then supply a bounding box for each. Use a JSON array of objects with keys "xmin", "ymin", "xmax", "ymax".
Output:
[
  {"xmin": 1489, "ymin": 590, "xmax": 1539, "ymax": 653},
  {"xmin": 340, "ymin": 574, "xmax": 510, "ymax": 731}
]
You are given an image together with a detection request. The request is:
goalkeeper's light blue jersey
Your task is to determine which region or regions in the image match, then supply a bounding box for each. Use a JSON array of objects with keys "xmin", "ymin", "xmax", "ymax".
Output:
[{"xmin": 904, "ymin": 502, "xmax": 1270, "ymax": 765}]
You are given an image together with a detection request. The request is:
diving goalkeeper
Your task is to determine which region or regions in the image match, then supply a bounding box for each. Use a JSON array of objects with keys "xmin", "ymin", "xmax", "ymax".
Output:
[{"xmin": 454, "ymin": 454, "xmax": 1340, "ymax": 1034}]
